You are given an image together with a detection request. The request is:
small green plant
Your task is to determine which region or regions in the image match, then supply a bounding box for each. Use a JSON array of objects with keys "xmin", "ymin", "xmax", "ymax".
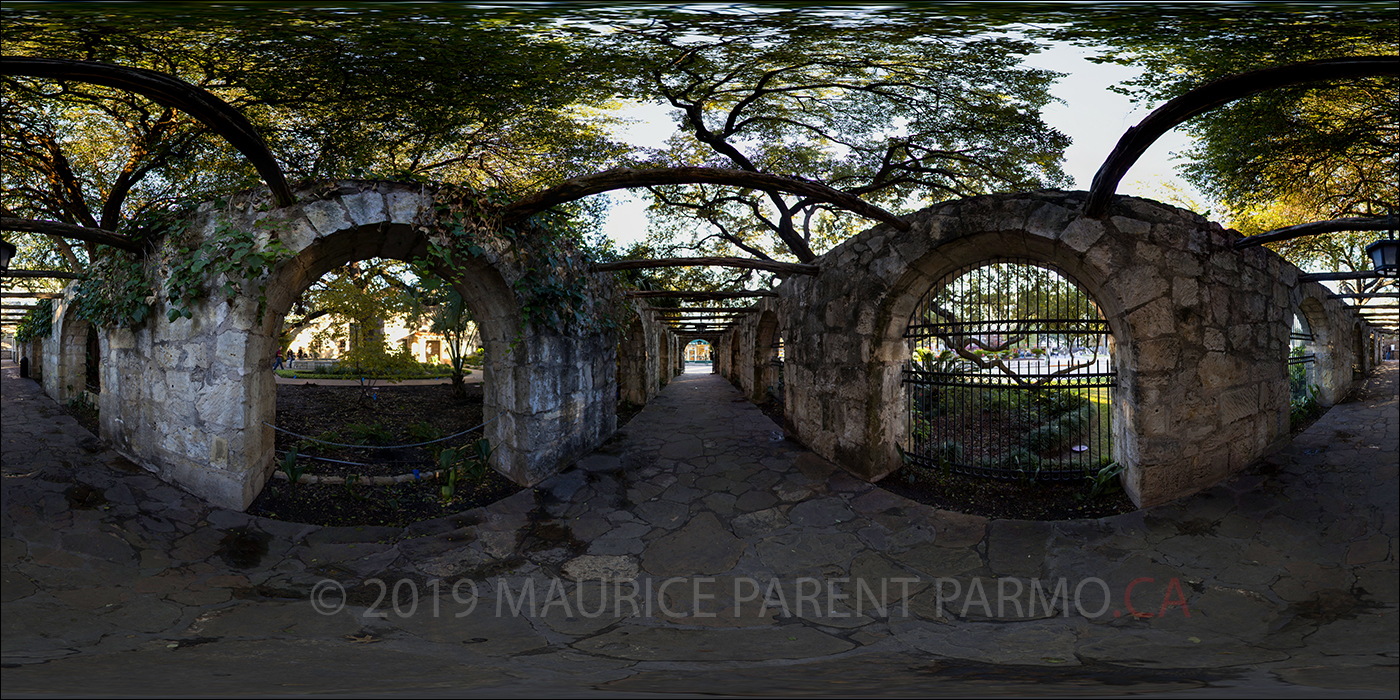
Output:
[
  {"xmin": 997, "ymin": 448, "xmax": 1040, "ymax": 483},
  {"xmin": 930, "ymin": 440, "xmax": 963, "ymax": 474},
  {"xmin": 438, "ymin": 438, "xmax": 493, "ymax": 500},
  {"xmin": 66, "ymin": 392, "xmax": 99, "ymax": 418},
  {"xmin": 1289, "ymin": 383, "xmax": 1322, "ymax": 430},
  {"xmin": 1082, "ymin": 461, "xmax": 1125, "ymax": 500},
  {"xmin": 406, "ymin": 421, "xmax": 444, "ymax": 444},
  {"xmin": 280, "ymin": 448, "xmax": 308, "ymax": 486},
  {"xmin": 345, "ymin": 422, "xmax": 393, "ymax": 445},
  {"xmin": 1024, "ymin": 404, "xmax": 1096, "ymax": 455},
  {"xmin": 343, "ymin": 474, "xmax": 368, "ymax": 501}
]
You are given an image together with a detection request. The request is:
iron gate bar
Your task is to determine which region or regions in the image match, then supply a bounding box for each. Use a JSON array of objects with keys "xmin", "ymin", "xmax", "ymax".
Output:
[{"xmin": 903, "ymin": 259, "xmax": 1116, "ymax": 483}]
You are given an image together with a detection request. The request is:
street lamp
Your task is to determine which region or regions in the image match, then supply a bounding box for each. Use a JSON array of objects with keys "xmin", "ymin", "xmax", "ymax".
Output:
[
  {"xmin": 0, "ymin": 238, "xmax": 15, "ymax": 274},
  {"xmin": 1367, "ymin": 209, "xmax": 1398, "ymax": 277}
]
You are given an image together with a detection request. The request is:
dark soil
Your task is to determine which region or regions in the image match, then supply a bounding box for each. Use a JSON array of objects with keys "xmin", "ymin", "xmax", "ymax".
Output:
[
  {"xmin": 246, "ymin": 383, "xmax": 646, "ymax": 528},
  {"xmin": 247, "ymin": 382, "xmax": 523, "ymax": 528},
  {"xmin": 61, "ymin": 392, "xmax": 102, "ymax": 437},
  {"xmin": 879, "ymin": 464, "xmax": 1136, "ymax": 521},
  {"xmin": 733, "ymin": 376, "xmax": 1132, "ymax": 521},
  {"xmin": 616, "ymin": 400, "xmax": 644, "ymax": 429},
  {"xmin": 270, "ymin": 382, "xmax": 488, "ymax": 478}
]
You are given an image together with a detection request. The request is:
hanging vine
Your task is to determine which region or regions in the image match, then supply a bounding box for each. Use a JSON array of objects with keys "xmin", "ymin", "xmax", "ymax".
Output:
[
  {"xmin": 163, "ymin": 217, "xmax": 291, "ymax": 324},
  {"xmin": 72, "ymin": 246, "xmax": 156, "ymax": 329},
  {"xmin": 61, "ymin": 203, "xmax": 293, "ymax": 330},
  {"xmin": 416, "ymin": 184, "xmax": 616, "ymax": 342},
  {"xmin": 14, "ymin": 298, "xmax": 55, "ymax": 342}
]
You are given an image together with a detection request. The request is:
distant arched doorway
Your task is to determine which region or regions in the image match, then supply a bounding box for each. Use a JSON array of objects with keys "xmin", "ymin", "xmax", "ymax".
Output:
[{"xmin": 752, "ymin": 310, "xmax": 780, "ymax": 403}]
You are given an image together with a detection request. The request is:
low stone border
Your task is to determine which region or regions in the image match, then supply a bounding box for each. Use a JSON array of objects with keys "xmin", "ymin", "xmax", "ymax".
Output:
[{"xmin": 270, "ymin": 470, "xmax": 446, "ymax": 486}]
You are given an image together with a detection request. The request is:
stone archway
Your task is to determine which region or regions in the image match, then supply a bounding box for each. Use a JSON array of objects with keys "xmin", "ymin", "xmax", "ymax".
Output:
[
  {"xmin": 1293, "ymin": 292, "xmax": 1346, "ymax": 407},
  {"xmin": 869, "ymin": 225, "xmax": 1135, "ymax": 496},
  {"xmin": 658, "ymin": 328, "xmax": 671, "ymax": 390},
  {"xmin": 97, "ymin": 181, "xmax": 617, "ymax": 510},
  {"xmin": 752, "ymin": 310, "xmax": 780, "ymax": 403},
  {"xmin": 45, "ymin": 299, "xmax": 99, "ymax": 404},
  {"xmin": 779, "ymin": 191, "xmax": 1313, "ymax": 508}
]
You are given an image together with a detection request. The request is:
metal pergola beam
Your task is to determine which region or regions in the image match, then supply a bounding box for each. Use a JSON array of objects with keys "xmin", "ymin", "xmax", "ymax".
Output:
[
  {"xmin": 0, "ymin": 292, "xmax": 63, "ymax": 299},
  {"xmin": 3, "ymin": 57, "xmax": 295, "ymax": 207},
  {"xmin": 1300, "ymin": 271, "xmax": 1393, "ymax": 282},
  {"xmin": 1233, "ymin": 217, "xmax": 1391, "ymax": 249},
  {"xmin": 626, "ymin": 291, "xmax": 778, "ymax": 300},
  {"xmin": 2, "ymin": 270, "xmax": 84, "ymax": 280},
  {"xmin": 1337, "ymin": 293, "xmax": 1400, "ymax": 299},
  {"xmin": 596, "ymin": 257, "xmax": 819, "ymax": 276},
  {"xmin": 1, "ymin": 217, "xmax": 143, "ymax": 254},
  {"xmin": 1085, "ymin": 57, "xmax": 1398, "ymax": 218}
]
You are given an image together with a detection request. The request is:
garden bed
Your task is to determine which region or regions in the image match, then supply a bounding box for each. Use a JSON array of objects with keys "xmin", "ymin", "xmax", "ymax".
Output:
[
  {"xmin": 247, "ymin": 382, "xmax": 642, "ymax": 527},
  {"xmin": 881, "ymin": 462, "xmax": 1135, "ymax": 521},
  {"xmin": 247, "ymin": 382, "xmax": 520, "ymax": 527}
]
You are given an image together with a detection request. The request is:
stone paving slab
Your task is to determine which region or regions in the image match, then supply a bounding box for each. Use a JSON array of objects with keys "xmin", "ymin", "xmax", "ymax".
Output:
[{"xmin": 2, "ymin": 360, "xmax": 1398, "ymax": 696}]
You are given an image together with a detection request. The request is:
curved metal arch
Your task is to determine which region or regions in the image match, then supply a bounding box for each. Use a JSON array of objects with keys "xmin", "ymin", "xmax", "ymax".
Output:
[
  {"xmin": 2, "ymin": 57, "xmax": 295, "ymax": 208},
  {"xmin": 1085, "ymin": 56, "xmax": 1398, "ymax": 218}
]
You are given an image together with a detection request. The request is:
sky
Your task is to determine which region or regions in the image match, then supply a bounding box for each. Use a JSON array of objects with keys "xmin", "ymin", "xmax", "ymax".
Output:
[{"xmin": 599, "ymin": 37, "xmax": 1207, "ymax": 249}]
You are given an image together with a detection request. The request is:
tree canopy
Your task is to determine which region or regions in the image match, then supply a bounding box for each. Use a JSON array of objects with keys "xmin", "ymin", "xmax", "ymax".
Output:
[
  {"xmin": 1051, "ymin": 3, "xmax": 1398, "ymax": 292},
  {"xmin": 3, "ymin": 3, "xmax": 1395, "ymax": 306},
  {"xmin": 595, "ymin": 9, "xmax": 1070, "ymax": 263},
  {"xmin": 1, "ymin": 5, "xmax": 630, "ymax": 274}
]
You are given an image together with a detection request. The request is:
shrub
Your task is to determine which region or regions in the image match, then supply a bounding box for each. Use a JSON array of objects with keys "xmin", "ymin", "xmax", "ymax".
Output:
[
  {"xmin": 1025, "ymin": 403, "xmax": 1097, "ymax": 454},
  {"xmin": 1030, "ymin": 389, "xmax": 1091, "ymax": 418}
]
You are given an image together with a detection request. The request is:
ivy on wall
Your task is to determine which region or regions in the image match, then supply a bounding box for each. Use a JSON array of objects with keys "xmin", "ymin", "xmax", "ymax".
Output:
[
  {"xmin": 419, "ymin": 185, "xmax": 621, "ymax": 343},
  {"xmin": 14, "ymin": 298, "xmax": 55, "ymax": 342},
  {"xmin": 163, "ymin": 218, "xmax": 291, "ymax": 323},
  {"xmin": 65, "ymin": 206, "xmax": 292, "ymax": 330}
]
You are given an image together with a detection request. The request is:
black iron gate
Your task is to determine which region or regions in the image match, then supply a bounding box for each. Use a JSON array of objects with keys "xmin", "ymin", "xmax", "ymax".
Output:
[{"xmin": 903, "ymin": 260, "xmax": 1115, "ymax": 481}]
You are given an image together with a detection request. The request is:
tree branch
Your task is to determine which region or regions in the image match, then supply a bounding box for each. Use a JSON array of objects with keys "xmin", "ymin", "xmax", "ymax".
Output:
[{"xmin": 502, "ymin": 167, "xmax": 908, "ymax": 232}]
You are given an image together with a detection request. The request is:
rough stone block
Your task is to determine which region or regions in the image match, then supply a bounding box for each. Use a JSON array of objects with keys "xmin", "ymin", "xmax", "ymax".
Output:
[
  {"xmin": 382, "ymin": 190, "xmax": 426, "ymax": 224},
  {"xmin": 1113, "ymin": 216, "xmax": 1152, "ymax": 237},
  {"xmin": 1119, "ymin": 268, "xmax": 1169, "ymax": 310},
  {"xmin": 1172, "ymin": 277, "xmax": 1198, "ymax": 307},
  {"xmin": 1137, "ymin": 337, "xmax": 1180, "ymax": 372},
  {"xmin": 1059, "ymin": 218, "xmax": 1105, "ymax": 252},
  {"xmin": 1025, "ymin": 203, "xmax": 1071, "ymax": 238},
  {"xmin": 301, "ymin": 200, "xmax": 351, "ymax": 236},
  {"xmin": 195, "ymin": 380, "xmax": 246, "ymax": 430},
  {"xmin": 1127, "ymin": 298, "xmax": 1175, "ymax": 340},
  {"xmin": 1197, "ymin": 352, "xmax": 1236, "ymax": 392},
  {"xmin": 1219, "ymin": 385, "xmax": 1259, "ymax": 425},
  {"xmin": 342, "ymin": 192, "xmax": 387, "ymax": 227}
]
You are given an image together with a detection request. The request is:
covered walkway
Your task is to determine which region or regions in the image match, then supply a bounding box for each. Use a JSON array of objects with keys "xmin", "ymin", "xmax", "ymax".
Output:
[{"xmin": 1, "ymin": 361, "xmax": 1396, "ymax": 695}]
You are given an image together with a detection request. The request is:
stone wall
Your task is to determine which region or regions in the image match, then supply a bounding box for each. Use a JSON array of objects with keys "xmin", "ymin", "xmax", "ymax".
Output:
[
  {"xmin": 37, "ymin": 285, "xmax": 94, "ymax": 404},
  {"xmin": 728, "ymin": 191, "xmax": 1378, "ymax": 508},
  {"xmin": 59, "ymin": 180, "xmax": 618, "ymax": 511},
  {"xmin": 16, "ymin": 185, "xmax": 1385, "ymax": 514}
]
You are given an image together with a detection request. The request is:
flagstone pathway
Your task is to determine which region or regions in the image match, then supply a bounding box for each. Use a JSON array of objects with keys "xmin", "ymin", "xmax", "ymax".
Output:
[{"xmin": 2, "ymin": 361, "xmax": 1395, "ymax": 696}]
